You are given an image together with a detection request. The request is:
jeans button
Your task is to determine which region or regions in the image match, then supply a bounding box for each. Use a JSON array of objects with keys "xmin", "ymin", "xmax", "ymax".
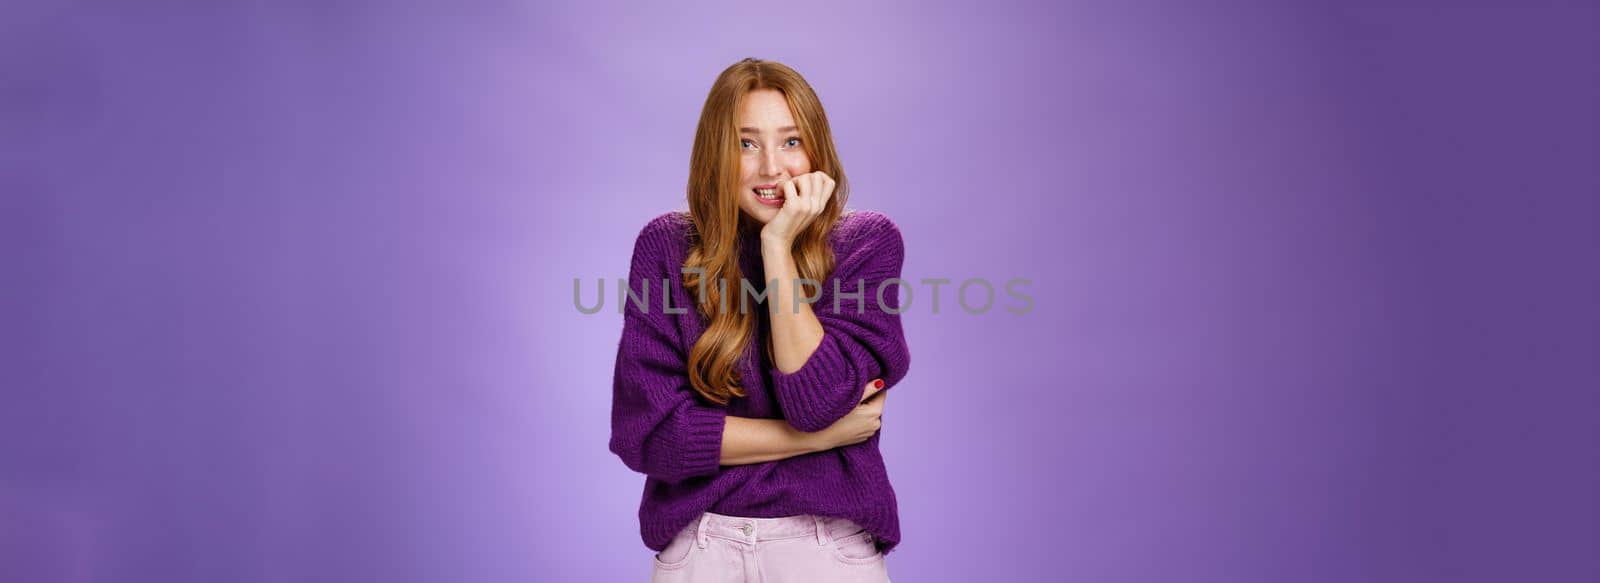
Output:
[{"xmin": 740, "ymin": 524, "xmax": 752, "ymax": 536}]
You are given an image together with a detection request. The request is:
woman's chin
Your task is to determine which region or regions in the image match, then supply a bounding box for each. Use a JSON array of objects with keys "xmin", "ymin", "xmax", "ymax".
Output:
[{"xmin": 741, "ymin": 205, "xmax": 778, "ymax": 225}]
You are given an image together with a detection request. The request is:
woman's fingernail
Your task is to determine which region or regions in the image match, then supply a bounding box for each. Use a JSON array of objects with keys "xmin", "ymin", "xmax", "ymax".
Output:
[{"xmin": 873, "ymin": 379, "xmax": 885, "ymax": 389}]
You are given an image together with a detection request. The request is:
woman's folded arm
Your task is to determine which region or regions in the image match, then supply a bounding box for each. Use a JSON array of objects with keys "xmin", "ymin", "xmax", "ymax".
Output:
[
  {"xmin": 720, "ymin": 416, "xmax": 824, "ymax": 465},
  {"xmin": 609, "ymin": 215, "xmax": 832, "ymax": 484},
  {"xmin": 608, "ymin": 217, "xmax": 729, "ymax": 484}
]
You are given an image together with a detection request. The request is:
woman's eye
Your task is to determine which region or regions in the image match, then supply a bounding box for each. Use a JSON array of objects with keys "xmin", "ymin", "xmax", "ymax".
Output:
[{"xmin": 741, "ymin": 138, "xmax": 800, "ymax": 149}]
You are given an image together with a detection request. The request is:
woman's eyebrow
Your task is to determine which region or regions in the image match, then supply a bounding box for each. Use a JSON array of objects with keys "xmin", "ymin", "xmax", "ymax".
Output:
[{"xmin": 739, "ymin": 126, "xmax": 798, "ymax": 134}]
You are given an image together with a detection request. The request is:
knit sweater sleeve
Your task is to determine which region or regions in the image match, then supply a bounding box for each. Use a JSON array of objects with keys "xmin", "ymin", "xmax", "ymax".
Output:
[
  {"xmin": 770, "ymin": 210, "xmax": 912, "ymax": 433},
  {"xmin": 608, "ymin": 214, "xmax": 728, "ymax": 484}
]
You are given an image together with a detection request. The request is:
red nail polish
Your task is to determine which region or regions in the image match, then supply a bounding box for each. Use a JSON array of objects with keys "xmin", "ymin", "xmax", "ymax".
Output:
[{"xmin": 873, "ymin": 379, "xmax": 884, "ymax": 389}]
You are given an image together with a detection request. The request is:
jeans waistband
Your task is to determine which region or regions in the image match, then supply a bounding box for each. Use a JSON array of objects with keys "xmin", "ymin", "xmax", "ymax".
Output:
[{"xmin": 693, "ymin": 511, "xmax": 867, "ymax": 548}]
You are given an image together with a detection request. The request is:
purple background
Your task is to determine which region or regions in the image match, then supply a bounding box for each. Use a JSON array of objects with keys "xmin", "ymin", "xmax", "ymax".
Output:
[{"xmin": 3, "ymin": 1, "xmax": 1595, "ymax": 581}]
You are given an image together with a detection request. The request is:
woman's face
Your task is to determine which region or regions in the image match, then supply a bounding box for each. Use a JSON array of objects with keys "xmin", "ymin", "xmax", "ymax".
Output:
[{"xmin": 736, "ymin": 88, "xmax": 811, "ymax": 225}]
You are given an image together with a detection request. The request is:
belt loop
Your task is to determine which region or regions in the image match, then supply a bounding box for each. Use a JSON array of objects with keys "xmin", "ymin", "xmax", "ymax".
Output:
[
  {"xmin": 813, "ymin": 515, "xmax": 830, "ymax": 546},
  {"xmin": 696, "ymin": 512, "xmax": 712, "ymax": 549}
]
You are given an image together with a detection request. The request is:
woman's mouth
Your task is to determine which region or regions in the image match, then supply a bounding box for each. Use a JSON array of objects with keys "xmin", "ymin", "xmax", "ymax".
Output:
[{"xmin": 752, "ymin": 185, "xmax": 785, "ymax": 207}]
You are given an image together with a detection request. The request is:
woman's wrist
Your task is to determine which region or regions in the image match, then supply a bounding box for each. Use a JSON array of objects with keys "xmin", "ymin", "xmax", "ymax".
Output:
[{"xmin": 759, "ymin": 232, "xmax": 792, "ymax": 251}]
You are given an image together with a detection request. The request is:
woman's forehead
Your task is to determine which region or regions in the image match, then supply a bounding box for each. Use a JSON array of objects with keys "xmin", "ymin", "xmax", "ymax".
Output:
[{"xmin": 737, "ymin": 90, "xmax": 796, "ymax": 128}]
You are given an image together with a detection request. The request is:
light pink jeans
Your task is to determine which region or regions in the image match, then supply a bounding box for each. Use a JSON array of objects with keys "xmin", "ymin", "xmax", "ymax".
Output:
[{"xmin": 650, "ymin": 511, "xmax": 892, "ymax": 583}]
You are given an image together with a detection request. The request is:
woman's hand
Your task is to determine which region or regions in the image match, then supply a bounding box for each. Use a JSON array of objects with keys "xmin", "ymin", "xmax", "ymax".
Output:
[
  {"xmin": 760, "ymin": 171, "xmax": 836, "ymax": 246},
  {"xmin": 803, "ymin": 378, "xmax": 886, "ymax": 451}
]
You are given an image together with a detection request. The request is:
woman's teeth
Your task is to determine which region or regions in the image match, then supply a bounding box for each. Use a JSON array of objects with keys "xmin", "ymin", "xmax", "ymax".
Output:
[{"xmin": 754, "ymin": 188, "xmax": 780, "ymax": 199}]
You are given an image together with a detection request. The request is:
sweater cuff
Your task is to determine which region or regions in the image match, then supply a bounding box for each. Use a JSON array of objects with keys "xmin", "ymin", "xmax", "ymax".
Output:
[
  {"xmin": 674, "ymin": 404, "xmax": 729, "ymax": 477},
  {"xmin": 770, "ymin": 331, "xmax": 868, "ymax": 432}
]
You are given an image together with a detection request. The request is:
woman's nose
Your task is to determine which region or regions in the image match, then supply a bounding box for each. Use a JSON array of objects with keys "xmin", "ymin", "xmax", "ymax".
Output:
[{"xmin": 761, "ymin": 150, "xmax": 781, "ymax": 176}]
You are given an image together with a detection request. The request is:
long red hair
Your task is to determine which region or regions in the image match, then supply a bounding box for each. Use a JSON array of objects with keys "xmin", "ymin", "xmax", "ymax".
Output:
[{"xmin": 682, "ymin": 58, "xmax": 848, "ymax": 405}]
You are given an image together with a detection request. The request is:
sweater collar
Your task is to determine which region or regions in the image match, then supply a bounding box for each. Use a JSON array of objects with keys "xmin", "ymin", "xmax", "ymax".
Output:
[{"xmin": 735, "ymin": 221, "xmax": 763, "ymax": 268}]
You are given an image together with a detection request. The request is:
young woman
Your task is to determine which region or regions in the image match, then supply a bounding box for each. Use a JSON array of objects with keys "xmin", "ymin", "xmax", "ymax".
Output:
[{"xmin": 609, "ymin": 58, "xmax": 911, "ymax": 582}]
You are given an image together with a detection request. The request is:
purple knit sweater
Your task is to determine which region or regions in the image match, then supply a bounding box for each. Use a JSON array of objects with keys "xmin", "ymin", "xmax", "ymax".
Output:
[{"xmin": 608, "ymin": 209, "xmax": 912, "ymax": 556}]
